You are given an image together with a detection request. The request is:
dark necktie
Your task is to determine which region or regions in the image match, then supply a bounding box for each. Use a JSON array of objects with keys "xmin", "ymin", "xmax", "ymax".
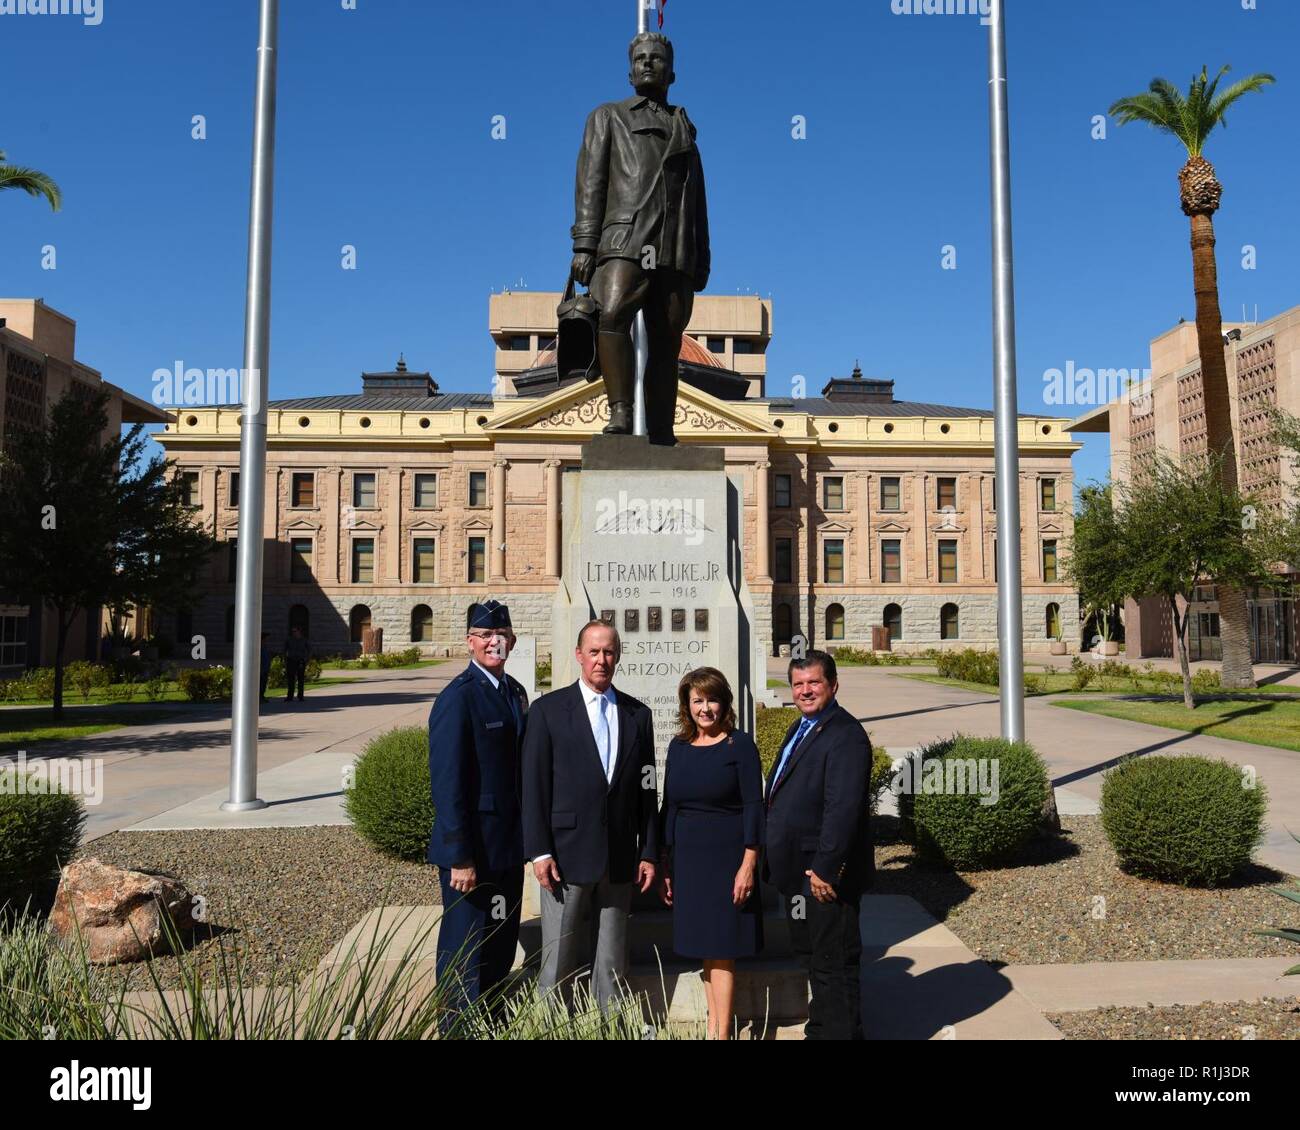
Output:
[{"xmin": 497, "ymin": 677, "xmax": 518, "ymax": 730}]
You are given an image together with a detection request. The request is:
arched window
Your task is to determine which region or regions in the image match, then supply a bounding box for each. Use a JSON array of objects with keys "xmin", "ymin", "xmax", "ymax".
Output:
[
  {"xmin": 1046, "ymin": 602, "xmax": 1062, "ymax": 639},
  {"xmin": 349, "ymin": 604, "xmax": 372, "ymax": 644},
  {"xmin": 411, "ymin": 604, "xmax": 433, "ymax": 643},
  {"xmin": 224, "ymin": 605, "xmax": 236, "ymax": 644},
  {"xmin": 289, "ymin": 604, "xmax": 310, "ymax": 636},
  {"xmin": 826, "ymin": 603, "xmax": 845, "ymax": 641},
  {"xmin": 883, "ymin": 603, "xmax": 903, "ymax": 643},
  {"xmin": 940, "ymin": 602, "xmax": 960, "ymax": 641},
  {"xmin": 774, "ymin": 602, "xmax": 793, "ymax": 646}
]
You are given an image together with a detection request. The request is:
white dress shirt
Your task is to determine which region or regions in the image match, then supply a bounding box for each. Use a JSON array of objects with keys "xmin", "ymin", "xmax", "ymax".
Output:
[
  {"xmin": 578, "ymin": 677, "xmax": 620, "ymax": 783},
  {"xmin": 471, "ymin": 659, "xmax": 500, "ymax": 689}
]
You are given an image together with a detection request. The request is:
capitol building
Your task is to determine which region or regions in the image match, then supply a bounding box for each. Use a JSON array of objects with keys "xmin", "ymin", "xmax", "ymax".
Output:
[{"xmin": 158, "ymin": 292, "xmax": 1081, "ymax": 661}]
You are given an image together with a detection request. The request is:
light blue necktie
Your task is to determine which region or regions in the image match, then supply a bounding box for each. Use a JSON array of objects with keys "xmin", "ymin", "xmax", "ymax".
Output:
[
  {"xmin": 774, "ymin": 716, "xmax": 814, "ymax": 789},
  {"xmin": 596, "ymin": 694, "xmax": 612, "ymax": 779}
]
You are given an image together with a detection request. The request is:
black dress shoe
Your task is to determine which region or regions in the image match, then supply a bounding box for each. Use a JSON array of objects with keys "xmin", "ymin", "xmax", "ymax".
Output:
[{"xmin": 648, "ymin": 432, "xmax": 678, "ymax": 447}]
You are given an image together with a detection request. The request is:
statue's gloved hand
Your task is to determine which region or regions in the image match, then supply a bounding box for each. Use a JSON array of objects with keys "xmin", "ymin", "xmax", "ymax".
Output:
[{"xmin": 571, "ymin": 253, "xmax": 596, "ymax": 287}]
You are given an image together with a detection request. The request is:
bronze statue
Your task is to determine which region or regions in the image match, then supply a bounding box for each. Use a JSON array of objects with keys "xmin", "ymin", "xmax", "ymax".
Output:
[{"xmin": 570, "ymin": 31, "xmax": 710, "ymax": 447}]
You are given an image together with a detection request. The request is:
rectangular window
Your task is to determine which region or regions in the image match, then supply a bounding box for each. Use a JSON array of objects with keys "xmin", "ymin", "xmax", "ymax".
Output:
[
  {"xmin": 992, "ymin": 537, "xmax": 998, "ymax": 582},
  {"xmin": 413, "ymin": 538, "xmax": 436, "ymax": 583},
  {"xmin": 938, "ymin": 539, "xmax": 958, "ymax": 583},
  {"xmin": 467, "ymin": 536, "xmax": 486, "ymax": 583},
  {"xmin": 290, "ymin": 538, "xmax": 313, "ymax": 583},
  {"xmin": 881, "ymin": 539, "xmax": 901, "ymax": 584},
  {"xmin": 413, "ymin": 473, "xmax": 438, "ymax": 509},
  {"xmin": 823, "ymin": 539, "xmax": 844, "ymax": 584},
  {"xmin": 0, "ymin": 612, "xmax": 29, "ymax": 668},
  {"xmin": 774, "ymin": 473, "xmax": 791, "ymax": 509},
  {"xmin": 227, "ymin": 539, "xmax": 238, "ymax": 583},
  {"xmin": 937, "ymin": 477, "xmax": 957, "ymax": 511},
  {"xmin": 228, "ymin": 471, "xmax": 240, "ymax": 508},
  {"xmin": 508, "ymin": 335, "xmax": 531, "ymax": 351},
  {"xmin": 1042, "ymin": 540, "xmax": 1059, "ymax": 583},
  {"xmin": 732, "ymin": 339, "xmax": 755, "ymax": 354},
  {"xmin": 1040, "ymin": 477, "xmax": 1057, "ymax": 511},
  {"xmin": 468, "ymin": 471, "xmax": 488, "ymax": 508},
  {"xmin": 291, "ymin": 472, "xmax": 315, "ymax": 508},
  {"xmin": 991, "ymin": 476, "xmax": 996, "ymax": 512},
  {"xmin": 353, "ymin": 472, "xmax": 377, "ymax": 509},
  {"xmin": 880, "ymin": 476, "xmax": 901, "ymax": 511},
  {"xmin": 823, "ymin": 476, "xmax": 844, "ymax": 511},
  {"xmin": 707, "ymin": 337, "xmax": 725, "ymax": 354},
  {"xmin": 774, "ymin": 538, "xmax": 793, "ymax": 584},
  {"xmin": 351, "ymin": 538, "xmax": 375, "ymax": 584},
  {"xmin": 179, "ymin": 471, "xmax": 200, "ymax": 508}
]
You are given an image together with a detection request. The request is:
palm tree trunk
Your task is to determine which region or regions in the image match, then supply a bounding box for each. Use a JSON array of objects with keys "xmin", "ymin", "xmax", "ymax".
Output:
[{"xmin": 1188, "ymin": 211, "xmax": 1255, "ymax": 689}]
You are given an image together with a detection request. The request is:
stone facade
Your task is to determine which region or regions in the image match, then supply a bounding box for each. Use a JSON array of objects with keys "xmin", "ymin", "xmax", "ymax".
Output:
[{"xmin": 159, "ymin": 296, "xmax": 1082, "ymax": 662}]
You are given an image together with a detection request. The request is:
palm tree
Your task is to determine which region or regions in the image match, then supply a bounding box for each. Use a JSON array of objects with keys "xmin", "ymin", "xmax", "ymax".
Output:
[
  {"xmin": 0, "ymin": 149, "xmax": 62, "ymax": 211},
  {"xmin": 1110, "ymin": 66, "xmax": 1275, "ymax": 689}
]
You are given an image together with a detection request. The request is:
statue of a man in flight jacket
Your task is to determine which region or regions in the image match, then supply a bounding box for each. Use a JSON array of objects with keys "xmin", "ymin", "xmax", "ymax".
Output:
[{"xmin": 569, "ymin": 32, "xmax": 711, "ymax": 447}]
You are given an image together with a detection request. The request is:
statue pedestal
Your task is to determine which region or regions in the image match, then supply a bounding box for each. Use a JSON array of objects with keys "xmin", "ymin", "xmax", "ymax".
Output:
[{"xmin": 551, "ymin": 435, "xmax": 765, "ymax": 788}]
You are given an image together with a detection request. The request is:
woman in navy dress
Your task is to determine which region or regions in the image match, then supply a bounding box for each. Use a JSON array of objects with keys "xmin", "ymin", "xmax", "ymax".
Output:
[{"xmin": 658, "ymin": 667, "xmax": 764, "ymax": 1040}]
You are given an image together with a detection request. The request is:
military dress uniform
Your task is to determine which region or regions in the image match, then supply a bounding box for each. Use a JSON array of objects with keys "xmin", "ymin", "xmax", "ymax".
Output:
[{"xmin": 427, "ymin": 602, "xmax": 529, "ymax": 1028}]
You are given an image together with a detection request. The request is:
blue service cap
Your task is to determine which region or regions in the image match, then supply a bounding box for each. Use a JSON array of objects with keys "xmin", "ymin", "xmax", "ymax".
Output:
[{"xmin": 467, "ymin": 600, "xmax": 513, "ymax": 631}]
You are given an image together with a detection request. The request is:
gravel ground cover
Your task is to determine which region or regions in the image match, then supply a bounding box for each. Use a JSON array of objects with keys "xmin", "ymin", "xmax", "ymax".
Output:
[
  {"xmin": 872, "ymin": 816, "xmax": 1298, "ymax": 965},
  {"xmin": 1049, "ymin": 997, "xmax": 1298, "ymax": 1040},
  {"xmin": 78, "ymin": 826, "xmax": 442, "ymax": 990}
]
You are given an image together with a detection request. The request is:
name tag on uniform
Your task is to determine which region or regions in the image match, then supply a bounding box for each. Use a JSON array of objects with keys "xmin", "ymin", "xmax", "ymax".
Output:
[{"xmin": 485, "ymin": 720, "xmax": 504, "ymax": 730}]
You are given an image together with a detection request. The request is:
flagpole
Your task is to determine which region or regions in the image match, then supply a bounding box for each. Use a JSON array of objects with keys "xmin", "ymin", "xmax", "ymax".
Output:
[
  {"xmin": 632, "ymin": 0, "xmax": 650, "ymax": 435},
  {"xmin": 225, "ymin": 0, "xmax": 279, "ymax": 811},
  {"xmin": 988, "ymin": 0, "xmax": 1025, "ymax": 743}
]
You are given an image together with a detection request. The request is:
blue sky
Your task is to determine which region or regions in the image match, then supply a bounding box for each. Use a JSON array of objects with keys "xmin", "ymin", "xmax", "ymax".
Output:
[{"xmin": 3, "ymin": 0, "xmax": 1296, "ymax": 488}]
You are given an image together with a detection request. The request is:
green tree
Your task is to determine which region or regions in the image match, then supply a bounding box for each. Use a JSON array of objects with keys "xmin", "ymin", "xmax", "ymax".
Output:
[
  {"xmin": 1110, "ymin": 65, "xmax": 1276, "ymax": 690},
  {"xmin": 0, "ymin": 387, "xmax": 216, "ymax": 715},
  {"xmin": 0, "ymin": 148, "xmax": 61, "ymax": 211},
  {"xmin": 1063, "ymin": 483, "xmax": 1126, "ymax": 646},
  {"xmin": 1116, "ymin": 453, "xmax": 1275, "ymax": 709}
]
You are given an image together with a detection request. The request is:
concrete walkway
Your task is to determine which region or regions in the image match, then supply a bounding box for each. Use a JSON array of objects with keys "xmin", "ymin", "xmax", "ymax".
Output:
[
  {"xmin": 1003, "ymin": 957, "xmax": 1300, "ymax": 1012},
  {"xmin": 1, "ymin": 665, "xmax": 460, "ymax": 841}
]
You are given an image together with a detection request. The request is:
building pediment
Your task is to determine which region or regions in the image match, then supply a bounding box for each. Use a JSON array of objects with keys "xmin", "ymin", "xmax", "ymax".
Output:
[
  {"xmin": 1039, "ymin": 520, "xmax": 1066, "ymax": 536},
  {"xmin": 488, "ymin": 378, "xmax": 777, "ymax": 439},
  {"xmin": 820, "ymin": 520, "xmax": 853, "ymax": 535},
  {"xmin": 875, "ymin": 520, "xmax": 910, "ymax": 534},
  {"xmin": 408, "ymin": 519, "xmax": 444, "ymax": 533},
  {"xmin": 284, "ymin": 518, "xmax": 321, "ymax": 533},
  {"xmin": 344, "ymin": 519, "xmax": 382, "ymax": 533},
  {"xmin": 461, "ymin": 516, "xmax": 492, "ymax": 532}
]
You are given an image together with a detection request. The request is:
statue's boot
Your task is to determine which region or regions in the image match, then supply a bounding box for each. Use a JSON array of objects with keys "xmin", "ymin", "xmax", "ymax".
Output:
[
  {"xmin": 598, "ymin": 330, "xmax": 635, "ymax": 434},
  {"xmin": 645, "ymin": 354, "xmax": 680, "ymax": 446}
]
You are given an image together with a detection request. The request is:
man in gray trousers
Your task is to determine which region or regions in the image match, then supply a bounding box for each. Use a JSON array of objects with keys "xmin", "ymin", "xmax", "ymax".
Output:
[{"xmin": 522, "ymin": 620, "xmax": 658, "ymax": 1011}]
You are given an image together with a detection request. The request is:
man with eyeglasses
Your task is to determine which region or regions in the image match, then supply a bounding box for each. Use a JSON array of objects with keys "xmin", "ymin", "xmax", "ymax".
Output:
[{"xmin": 427, "ymin": 600, "xmax": 530, "ymax": 1032}]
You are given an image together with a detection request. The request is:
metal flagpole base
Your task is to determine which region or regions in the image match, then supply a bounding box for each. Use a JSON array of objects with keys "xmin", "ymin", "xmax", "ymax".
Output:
[{"xmin": 220, "ymin": 798, "xmax": 268, "ymax": 812}]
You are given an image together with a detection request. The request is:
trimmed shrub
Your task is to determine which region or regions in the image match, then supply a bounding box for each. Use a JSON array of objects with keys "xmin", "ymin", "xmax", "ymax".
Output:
[
  {"xmin": 0, "ymin": 768, "xmax": 86, "ymax": 915},
  {"xmin": 65, "ymin": 661, "xmax": 112, "ymax": 703},
  {"xmin": 266, "ymin": 655, "xmax": 286, "ymax": 690},
  {"xmin": 142, "ymin": 673, "xmax": 168, "ymax": 702},
  {"xmin": 903, "ymin": 735, "xmax": 1050, "ymax": 869},
  {"xmin": 18, "ymin": 668, "xmax": 56, "ymax": 701},
  {"xmin": 176, "ymin": 666, "xmax": 233, "ymax": 702},
  {"xmin": 935, "ymin": 649, "xmax": 1000, "ymax": 686},
  {"xmin": 306, "ymin": 657, "xmax": 323, "ymax": 683},
  {"xmin": 1101, "ymin": 755, "xmax": 1266, "ymax": 886},
  {"xmin": 345, "ymin": 727, "xmax": 433, "ymax": 861}
]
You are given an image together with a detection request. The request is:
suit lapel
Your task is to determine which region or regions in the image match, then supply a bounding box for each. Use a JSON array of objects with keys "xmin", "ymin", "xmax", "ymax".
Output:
[
  {"xmin": 566, "ymin": 683, "xmax": 609, "ymax": 784},
  {"xmin": 608, "ymin": 692, "xmax": 637, "ymax": 791},
  {"xmin": 769, "ymin": 712, "xmax": 832, "ymax": 800}
]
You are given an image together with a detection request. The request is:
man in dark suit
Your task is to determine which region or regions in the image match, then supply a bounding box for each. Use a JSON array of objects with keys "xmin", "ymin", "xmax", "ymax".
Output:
[
  {"xmin": 570, "ymin": 31, "xmax": 710, "ymax": 445},
  {"xmin": 523, "ymin": 620, "xmax": 658, "ymax": 1010},
  {"xmin": 427, "ymin": 600, "xmax": 530, "ymax": 1032},
  {"xmin": 764, "ymin": 650, "xmax": 872, "ymax": 1040}
]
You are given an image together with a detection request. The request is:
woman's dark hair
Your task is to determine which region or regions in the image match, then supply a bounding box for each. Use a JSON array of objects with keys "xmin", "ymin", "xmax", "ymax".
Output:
[{"xmin": 675, "ymin": 666, "xmax": 736, "ymax": 741}]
